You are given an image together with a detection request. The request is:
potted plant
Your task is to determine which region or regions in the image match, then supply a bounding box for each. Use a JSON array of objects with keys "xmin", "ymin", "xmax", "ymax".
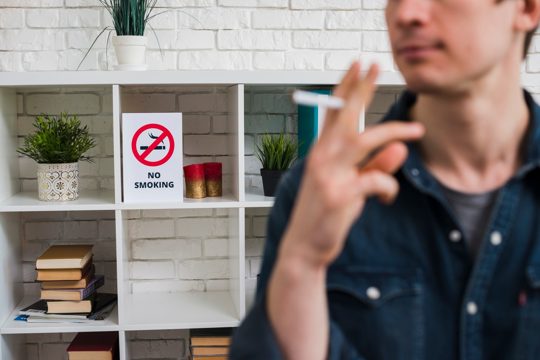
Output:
[
  {"xmin": 256, "ymin": 133, "xmax": 298, "ymax": 197},
  {"xmin": 17, "ymin": 113, "xmax": 96, "ymax": 202},
  {"xmin": 78, "ymin": 0, "xmax": 162, "ymax": 71},
  {"xmin": 105, "ymin": 0, "xmax": 162, "ymax": 70}
]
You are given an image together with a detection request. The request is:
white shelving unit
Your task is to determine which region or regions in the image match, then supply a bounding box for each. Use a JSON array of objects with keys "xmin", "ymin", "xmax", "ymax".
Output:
[{"xmin": 0, "ymin": 70, "xmax": 404, "ymax": 360}]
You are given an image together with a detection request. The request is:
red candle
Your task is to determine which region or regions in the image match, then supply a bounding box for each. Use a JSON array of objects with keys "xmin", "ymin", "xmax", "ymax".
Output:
[
  {"xmin": 183, "ymin": 164, "xmax": 206, "ymax": 198},
  {"xmin": 203, "ymin": 162, "xmax": 222, "ymax": 197}
]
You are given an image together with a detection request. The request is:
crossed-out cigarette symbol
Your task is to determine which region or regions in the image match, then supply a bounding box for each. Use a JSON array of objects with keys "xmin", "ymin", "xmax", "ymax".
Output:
[{"xmin": 140, "ymin": 133, "xmax": 166, "ymax": 150}]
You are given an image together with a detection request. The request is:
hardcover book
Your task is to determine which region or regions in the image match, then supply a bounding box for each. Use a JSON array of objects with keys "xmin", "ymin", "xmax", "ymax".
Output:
[
  {"xmin": 36, "ymin": 245, "xmax": 93, "ymax": 270},
  {"xmin": 297, "ymin": 89, "xmax": 331, "ymax": 158},
  {"xmin": 20, "ymin": 293, "xmax": 117, "ymax": 318},
  {"xmin": 67, "ymin": 331, "xmax": 119, "ymax": 360},
  {"xmin": 190, "ymin": 328, "xmax": 232, "ymax": 341},
  {"xmin": 37, "ymin": 262, "xmax": 93, "ymax": 282},
  {"xmin": 40, "ymin": 275, "xmax": 104, "ymax": 301},
  {"xmin": 46, "ymin": 297, "xmax": 94, "ymax": 314},
  {"xmin": 191, "ymin": 346, "xmax": 229, "ymax": 356},
  {"xmin": 40, "ymin": 266, "xmax": 96, "ymax": 289}
]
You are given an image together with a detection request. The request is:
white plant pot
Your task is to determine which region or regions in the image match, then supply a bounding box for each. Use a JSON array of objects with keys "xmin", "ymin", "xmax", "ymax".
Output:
[
  {"xmin": 37, "ymin": 162, "xmax": 80, "ymax": 202},
  {"xmin": 112, "ymin": 35, "xmax": 148, "ymax": 71}
]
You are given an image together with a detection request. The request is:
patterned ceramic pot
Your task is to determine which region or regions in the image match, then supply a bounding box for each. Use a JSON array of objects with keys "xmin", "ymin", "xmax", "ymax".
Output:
[{"xmin": 37, "ymin": 162, "xmax": 79, "ymax": 201}]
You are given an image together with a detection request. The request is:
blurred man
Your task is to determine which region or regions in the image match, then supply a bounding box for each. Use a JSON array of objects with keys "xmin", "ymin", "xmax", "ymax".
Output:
[{"xmin": 231, "ymin": 0, "xmax": 540, "ymax": 359}]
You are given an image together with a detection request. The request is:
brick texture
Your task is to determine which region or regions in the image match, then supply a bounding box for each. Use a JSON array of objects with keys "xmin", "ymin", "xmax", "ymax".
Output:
[{"xmin": 9, "ymin": 3, "xmax": 540, "ymax": 359}]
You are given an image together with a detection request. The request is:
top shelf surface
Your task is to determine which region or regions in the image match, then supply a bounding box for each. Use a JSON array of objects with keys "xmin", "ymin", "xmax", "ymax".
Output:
[
  {"xmin": 0, "ymin": 70, "xmax": 405, "ymax": 87},
  {"xmin": 0, "ymin": 70, "xmax": 539, "ymax": 87}
]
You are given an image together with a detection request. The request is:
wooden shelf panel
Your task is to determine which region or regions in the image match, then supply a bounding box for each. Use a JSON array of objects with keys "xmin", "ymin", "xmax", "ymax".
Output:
[
  {"xmin": 122, "ymin": 291, "xmax": 239, "ymax": 331},
  {"xmin": 0, "ymin": 190, "xmax": 116, "ymax": 212},
  {"xmin": 243, "ymin": 192, "xmax": 274, "ymax": 208},
  {"xmin": 0, "ymin": 296, "xmax": 119, "ymax": 334},
  {"xmin": 0, "ymin": 70, "xmax": 406, "ymax": 87},
  {"xmin": 120, "ymin": 193, "xmax": 240, "ymax": 210}
]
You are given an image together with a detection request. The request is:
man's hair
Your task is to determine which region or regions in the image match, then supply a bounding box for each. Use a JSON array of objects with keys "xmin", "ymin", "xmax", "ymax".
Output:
[{"xmin": 524, "ymin": 29, "xmax": 535, "ymax": 58}]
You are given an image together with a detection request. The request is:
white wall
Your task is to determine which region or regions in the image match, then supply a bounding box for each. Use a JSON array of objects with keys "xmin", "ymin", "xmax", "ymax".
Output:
[
  {"xmin": 4, "ymin": 1, "xmax": 540, "ymax": 359},
  {"xmin": 0, "ymin": 0, "xmax": 396, "ymax": 72}
]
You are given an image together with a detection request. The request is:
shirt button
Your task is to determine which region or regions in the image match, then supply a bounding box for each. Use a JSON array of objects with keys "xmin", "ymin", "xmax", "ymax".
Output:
[
  {"xmin": 411, "ymin": 168, "xmax": 420, "ymax": 176},
  {"xmin": 366, "ymin": 287, "xmax": 381, "ymax": 300},
  {"xmin": 449, "ymin": 230, "xmax": 462, "ymax": 243},
  {"xmin": 467, "ymin": 301, "xmax": 478, "ymax": 315},
  {"xmin": 490, "ymin": 231, "xmax": 502, "ymax": 246}
]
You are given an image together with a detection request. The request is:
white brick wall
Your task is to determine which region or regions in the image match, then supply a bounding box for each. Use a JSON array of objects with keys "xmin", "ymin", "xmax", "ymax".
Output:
[{"xmin": 7, "ymin": 2, "xmax": 540, "ymax": 359}]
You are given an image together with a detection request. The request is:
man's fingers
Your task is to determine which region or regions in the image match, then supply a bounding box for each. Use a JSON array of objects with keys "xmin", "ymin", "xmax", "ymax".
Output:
[
  {"xmin": 335, "ymin": 64, "xmax": 379, "ymax": 133},
  {"xmin": 359, "ymin": 142, "xmax": 409, "ymax": 174},
  {"xmin": 354, "ymin": 170, "xmax": 400, "ymax": 204},
  {"xmin": 333, "ymin": 61, "xmax": 361, "ymax": 99},
  {"xmin": 347, "ymin": 121, "xmax": 425, "ymax": 165},
  {"xmin": 357, "ymin": 64, "xmax": 379, "ymax": 110},
  {"xmin": 323, "ymin": 62, "xmax": 361, "ymax": 133}
]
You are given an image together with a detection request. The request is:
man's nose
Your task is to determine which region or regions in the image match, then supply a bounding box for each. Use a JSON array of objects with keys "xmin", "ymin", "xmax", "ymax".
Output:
[{"xmin": 390, "ymin": 0, "xmax": 431, "ymax": 27}]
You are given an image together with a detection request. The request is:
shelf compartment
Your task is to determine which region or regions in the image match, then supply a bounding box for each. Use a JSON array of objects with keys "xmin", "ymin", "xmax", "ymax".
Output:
[
  {"xmin": 0, "ymin": 86, "xmax": 117, "ymax": 213},
  {"xmin": 0, "ymin": 210, "xmax": 119, "ymax": 339},
  {"xmin": 0, "ymin": 190, "xmax": 116, "ymax": 212},
  {"xmin": 117, "ymin": 85, "xmax": 243, "ymax": 205},
  {"xmin": 0, "ymin": 296, "xmax": 119, "ymax": 335},
  {"xmin": 123, "ymin": 291, "xmax": 238, "ymax": 331},
  {"xmin": 119, "ymin": 207, "xmax": 243, "ymax": 329}
]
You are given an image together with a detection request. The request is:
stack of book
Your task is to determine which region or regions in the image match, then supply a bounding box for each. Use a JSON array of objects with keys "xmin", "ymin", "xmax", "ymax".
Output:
[
  {"xmin": 189, "ymin": 328, "xmax": 233, "ymax": 360},
  {"xmin": 67, "ymin": 332, "xmax": 119, "ymax": 360},
  {"xmin": 15, "ymin": 245, "xmax": 117, "ymax": 323}
]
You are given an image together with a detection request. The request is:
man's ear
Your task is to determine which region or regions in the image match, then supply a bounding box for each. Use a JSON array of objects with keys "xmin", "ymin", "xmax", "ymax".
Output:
[{"xmin": 515, "ymin": 0, "xmax": 540, "ymax": 32}]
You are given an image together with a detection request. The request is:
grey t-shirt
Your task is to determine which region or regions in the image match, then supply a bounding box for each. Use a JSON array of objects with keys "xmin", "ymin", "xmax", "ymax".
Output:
[{"xmin": 440, "ymin": 184, "xmax": 499, "ymax": 259}]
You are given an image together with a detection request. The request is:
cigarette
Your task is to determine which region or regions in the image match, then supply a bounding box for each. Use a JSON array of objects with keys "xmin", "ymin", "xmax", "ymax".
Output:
[
  {"xmin": 292, "ymin": 90, "xmax": 345, "ymax": 109},
  {"xmin": 292, "ymin": 90, "xmax": 365, "ymax": 132}
]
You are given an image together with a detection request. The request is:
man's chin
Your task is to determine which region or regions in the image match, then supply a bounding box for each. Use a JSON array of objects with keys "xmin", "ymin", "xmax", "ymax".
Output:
[{"xmin": 402, "ymin": 74, "xmax": 452, "ymax": 95}]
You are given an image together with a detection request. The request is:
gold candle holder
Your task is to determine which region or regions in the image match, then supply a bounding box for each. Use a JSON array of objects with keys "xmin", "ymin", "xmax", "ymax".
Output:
[
  {"xmin": 204, "ymin": 162, "xmax": 222, "ymax": 197},
  {"xmin": 183, "ymin": 164, "xmax": 206, "ymax": 199}
]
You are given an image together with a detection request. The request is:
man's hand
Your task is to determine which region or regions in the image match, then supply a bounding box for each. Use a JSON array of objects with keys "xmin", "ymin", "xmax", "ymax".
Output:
[{"xmin": 280, "ymin": 61, "xmax": 425, "ymax": 269}]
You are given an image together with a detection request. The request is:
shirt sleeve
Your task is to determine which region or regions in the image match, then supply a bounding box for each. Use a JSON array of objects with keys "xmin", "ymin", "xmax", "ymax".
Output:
[{"xmin": 229, "ymin": 163, "xmax": 366, "ymax": 360}]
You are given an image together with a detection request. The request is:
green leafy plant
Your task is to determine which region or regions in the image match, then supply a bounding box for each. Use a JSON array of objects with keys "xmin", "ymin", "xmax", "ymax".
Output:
[
  {"xmin": 256, "ymin": 133, "xmax": 298, "ymax": 171},
  {"xmin": 18, "ymin": 113, "xmax": 96, "ymax": 164}
]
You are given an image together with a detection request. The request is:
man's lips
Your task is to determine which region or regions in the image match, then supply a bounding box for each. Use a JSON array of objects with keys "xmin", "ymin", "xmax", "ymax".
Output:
[{"xmin": 396, "ymin": 43, "xmax": 444, "ymax": 60}]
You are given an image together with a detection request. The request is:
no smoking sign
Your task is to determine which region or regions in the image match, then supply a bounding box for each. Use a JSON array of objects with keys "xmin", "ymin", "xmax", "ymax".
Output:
[{"xmin": 122, "ymin": 113, "xmax": 183, "ymax": 203}]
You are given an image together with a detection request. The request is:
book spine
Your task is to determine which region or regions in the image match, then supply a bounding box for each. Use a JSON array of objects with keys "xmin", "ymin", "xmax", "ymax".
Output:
[{"xmin": 81, "ymin": 275, "xmax": 105, "ymax": 299}]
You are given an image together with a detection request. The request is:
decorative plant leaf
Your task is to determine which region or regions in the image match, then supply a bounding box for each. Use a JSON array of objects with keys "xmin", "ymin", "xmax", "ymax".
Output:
[
  {"xmin": 99, "ymin": 0, "xmax": 158, "ymax": 36},
  {"xmin": 256, "ymin": 133, "xmax": 298, "ymax": 171},
  {"xmin": 17, "ymin": 113, "xmax": 96, "ymax": 164}
]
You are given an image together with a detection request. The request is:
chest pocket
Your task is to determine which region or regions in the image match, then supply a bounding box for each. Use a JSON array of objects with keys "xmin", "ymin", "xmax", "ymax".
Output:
[
  {"xmin": 516, "ymin": 265, "xmax": 540, "ymax": 360},
  {"xmin": 326, "ymin": 267, "xmax": 424, "ymax": 360}
]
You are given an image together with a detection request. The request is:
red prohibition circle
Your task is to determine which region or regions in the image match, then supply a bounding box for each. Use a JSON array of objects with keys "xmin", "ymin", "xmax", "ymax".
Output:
[{"xmin": 131, "ymin": 123, "xmax": 175, "ymax": 167}]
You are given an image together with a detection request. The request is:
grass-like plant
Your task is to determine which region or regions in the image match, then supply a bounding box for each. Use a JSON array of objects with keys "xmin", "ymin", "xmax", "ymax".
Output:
[
  {"xmin": 101, "ymin": 0, "xmax": 160, "ymax": 36},
  {"xmin": 77, "ymin": 0, "xmax": 202, "ymax": 70},
  {"xmin": 256, "ymin": 133, "xmax": 298, "ymax": 171},
  {"xmin": 77, "ymin": 0, "xmax": 164, "ymax": 70},
  {"xmin": 18, "ymin": 113, "xmax": 96, "ymax": 164}
]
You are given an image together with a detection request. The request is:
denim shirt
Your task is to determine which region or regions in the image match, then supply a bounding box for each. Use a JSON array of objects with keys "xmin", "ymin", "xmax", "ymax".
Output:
[{"xmin": 230, "ymin": 90, "xmax": 540, "ymax": 360}]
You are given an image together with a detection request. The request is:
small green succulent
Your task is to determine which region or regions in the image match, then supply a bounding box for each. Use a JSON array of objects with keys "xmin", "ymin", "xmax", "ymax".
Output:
[
  {"xmin": 256, "ymin": 133, "xmax": 298, "ymax": 171},
  {"xmin": 18, "ymin": 113, "xmax": 96, "ymax": 164}
]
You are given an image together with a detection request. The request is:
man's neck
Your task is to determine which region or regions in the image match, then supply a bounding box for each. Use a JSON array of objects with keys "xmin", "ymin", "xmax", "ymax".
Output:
[{"xmin": 412, "ymin": 70, "xmax": 529, "ymax": 193}]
